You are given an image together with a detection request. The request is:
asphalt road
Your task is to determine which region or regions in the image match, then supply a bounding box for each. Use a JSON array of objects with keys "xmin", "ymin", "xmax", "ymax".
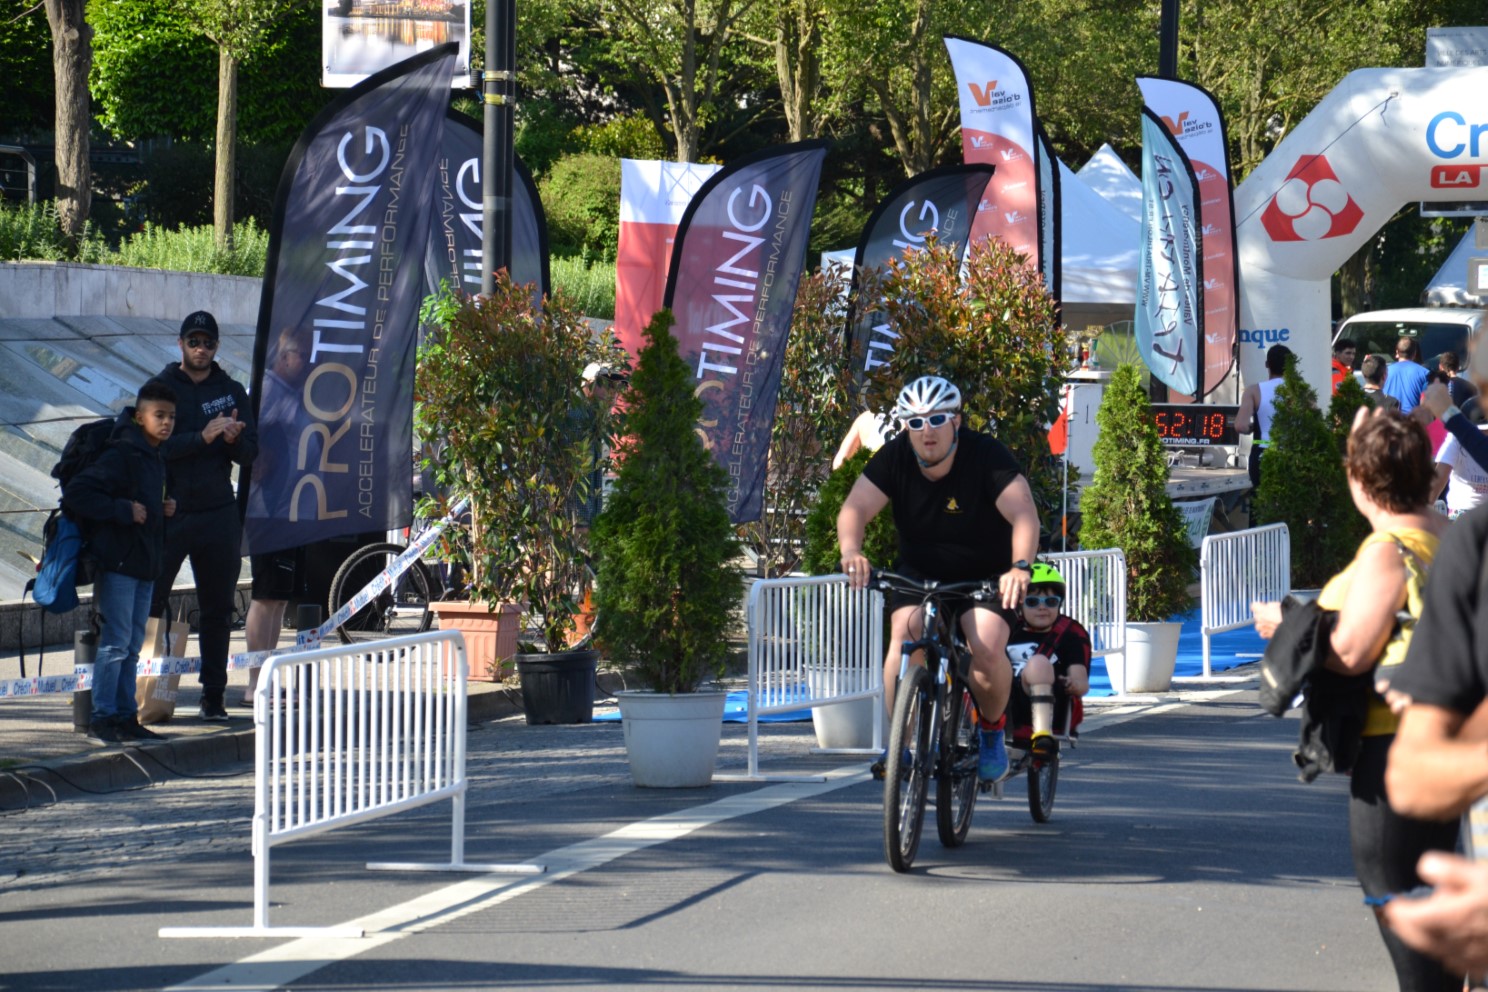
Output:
[{"xmin": 0, "ymin": 692, "xmax": 1399, "ymax": 992}]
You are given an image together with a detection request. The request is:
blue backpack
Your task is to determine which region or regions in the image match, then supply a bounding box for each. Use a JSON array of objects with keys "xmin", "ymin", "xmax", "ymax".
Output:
[{"xmin": 26, "ymin": 417, "xmax": 113, "ymax": 614}]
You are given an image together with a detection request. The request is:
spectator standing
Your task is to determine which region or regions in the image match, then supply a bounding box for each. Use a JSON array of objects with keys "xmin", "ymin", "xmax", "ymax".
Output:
[
  {"xmin": 148, "ymin": 311, "xmax": 258, "ymax": 721},
  {"xmin": 63, "ymin": 381, "xmax": 178, "ymax": 743},
  {"xmin": 1363, "ymin": 355, "xmax": 1401, "ymax": 412},
  {"xmin": 1332, "ymin": 337, "xmax": 1357, "ymax": 395},
  {"xmin": 1235, "ymin": 344, "xmax": 1292, "ymax": 489},
  {"xmin": 1440, "ymin": 350, "xmax": 1479, "ymax": 408},
  {"xmin": 1385, "ymin": 337, "xmax": 1430, "ymax": 413}
]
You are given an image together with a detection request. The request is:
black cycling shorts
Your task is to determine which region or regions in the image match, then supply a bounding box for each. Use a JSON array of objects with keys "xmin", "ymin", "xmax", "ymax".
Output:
[{"xmin": 250, "ymin": 548, "xmax": 307, "ymax": 601}]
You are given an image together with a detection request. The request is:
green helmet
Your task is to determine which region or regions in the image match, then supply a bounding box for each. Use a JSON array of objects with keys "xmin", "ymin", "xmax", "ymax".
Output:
[{"xmin": 1028, "ymin": 562, "xmax": 1065, "ymax": 590}]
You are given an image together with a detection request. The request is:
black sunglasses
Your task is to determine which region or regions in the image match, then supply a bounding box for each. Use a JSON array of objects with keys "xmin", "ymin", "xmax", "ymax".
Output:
[
  {"xmin": 185, "ymin": 337, "xmax": 218, "ymax": 350},
  {"xmin": 904, "ymin": 412, "xmax": 955, "ymax": 431},
  {"xmin": 1022, "ymin": 594, "xmax": 1063, "ymax": 609}
]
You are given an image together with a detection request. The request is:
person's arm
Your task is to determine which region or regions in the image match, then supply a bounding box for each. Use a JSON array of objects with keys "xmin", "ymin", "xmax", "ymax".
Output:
[
  {"xmin": 994, "ymin": 475, "xmax": 1040, "ymax": 609},
  {"xmin": 1433, "ymin": 462, "xmax": 1451, "ymax": 503},
  {"xmin": 837, "ymin": 474, "xmax": 890, "ymax": 589},
  {"xmin": 1386, "ymin": 702, "xmax": 1488, "ymax": 820},
  {"xmin": 1235, "ymin": 384, "xmax": 1258, "ymax": 435},
  {"xmin": 1328, "ymin": 539, "xmax": 1405, "ymax": 674},
  {"xmin": 1382, "ymin": 852, "xmax": 1488, "ymax": 977},
  {"xmin": 832, "ymin": 412, "xmax": 871, "ymax": 471},
  {"xmin": 1421, "ymin": 381, "xmax": 1488, "ymax": 467}
]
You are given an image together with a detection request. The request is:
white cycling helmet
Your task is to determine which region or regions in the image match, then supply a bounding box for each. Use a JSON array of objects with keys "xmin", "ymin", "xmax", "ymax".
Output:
[{"xmin": 894, "ymin": 375, "xmax": 962, "ymax": 419}]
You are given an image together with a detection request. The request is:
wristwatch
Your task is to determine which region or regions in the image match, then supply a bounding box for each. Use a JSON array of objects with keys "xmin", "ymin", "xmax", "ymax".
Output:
[{"xmin": 1012, "ymin": 560, "xmax": 1032, "ymax": 572}]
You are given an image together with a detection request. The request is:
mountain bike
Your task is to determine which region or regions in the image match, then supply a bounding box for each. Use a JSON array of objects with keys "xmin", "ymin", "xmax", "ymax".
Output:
[{"xmin": 871, "ymin": 571, "xmax": 994, "ymax": 873}]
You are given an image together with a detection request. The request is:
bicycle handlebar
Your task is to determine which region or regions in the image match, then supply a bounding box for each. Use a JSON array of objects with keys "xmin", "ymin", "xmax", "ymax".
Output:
[{"xmin": 868, "ymin": 570, "xmax": 996, "ymax": 602}]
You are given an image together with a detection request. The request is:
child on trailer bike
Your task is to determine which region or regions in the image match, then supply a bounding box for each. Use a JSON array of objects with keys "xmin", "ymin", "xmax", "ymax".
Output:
[
  {"xmin": 837, "ymin": 374, "xmax": 1042, "ymax": 786},
  {"xmin": 1006, "ymin": 563, "xmax": 1091, "ymax": 761}
]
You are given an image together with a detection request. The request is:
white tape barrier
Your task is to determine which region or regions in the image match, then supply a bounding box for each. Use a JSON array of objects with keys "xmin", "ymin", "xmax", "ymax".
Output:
[
  {"xmin": 1, "ymin": 499, "xmax": 470, "ymax": 702},
  {"xmin": 160, "ymin": 629, "xmax": 543, "ymax": 939},
  {"xmin": 717, "ymin": 574, "xmax": 884, "ymax": 783},
  {"xmin": 1199, "ymin": 523, "xmax": 1290, "ymax": 677},
  {"xmin": 1043, "ymin": 547, "xmax": 1127, "ymax": 680}
]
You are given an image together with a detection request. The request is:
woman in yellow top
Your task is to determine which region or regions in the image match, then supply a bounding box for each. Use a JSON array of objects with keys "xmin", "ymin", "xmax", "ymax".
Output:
[{"xmin": 1255, "ymin": 408, "xmax": 1459, "ymax": 992}]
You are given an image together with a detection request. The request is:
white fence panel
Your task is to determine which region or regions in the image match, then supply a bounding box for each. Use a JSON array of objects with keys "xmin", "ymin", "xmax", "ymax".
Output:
[
  {"xmin": 719, "ymin": 575, "xmax": 883, "ymax": 782},
  {"xmin": 1200, "ymin": 523, "xmax": 1290, "ymax": 677},
  {"xmin": 160, "ymin": 630, "xmax": 542, "ymax": 939},
  {"xmin": 1043, "ymin": 547, "xmax": 1127, "ymax": 676}
]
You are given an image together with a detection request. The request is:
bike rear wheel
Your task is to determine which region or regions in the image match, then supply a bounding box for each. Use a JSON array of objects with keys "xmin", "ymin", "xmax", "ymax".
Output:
[
  {"xmin": 936, "ymin": 675, "xmax": 980, "ymax": 847},
  {"xmin": 328, "ymin": 543, "xmax": 435, "ymax": 645},
  {"xmin": 1028, "ymin": 750, "xmax": 1059, "ymax": 823},
  {"xmin": 884, "ymin": 664, "xmax": 933, "ymax": 873}
]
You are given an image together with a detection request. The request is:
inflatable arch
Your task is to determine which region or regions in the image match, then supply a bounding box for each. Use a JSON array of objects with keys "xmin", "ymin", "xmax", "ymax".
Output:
[{"xmin": 1234, "ymin": 67, "xmax": 1488, "ymax": 398}]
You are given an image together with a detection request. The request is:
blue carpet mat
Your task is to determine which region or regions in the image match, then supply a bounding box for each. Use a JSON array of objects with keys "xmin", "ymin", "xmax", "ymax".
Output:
[{"xmin": 595, "ymin": 612, "xmax": 1268, "ymax": 721}]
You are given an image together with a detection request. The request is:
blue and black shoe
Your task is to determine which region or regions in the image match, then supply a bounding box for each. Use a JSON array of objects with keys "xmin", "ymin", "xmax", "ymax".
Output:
[{"xmin": 978, "ymin": 728, "xmax": 1009, "ymax": 782}]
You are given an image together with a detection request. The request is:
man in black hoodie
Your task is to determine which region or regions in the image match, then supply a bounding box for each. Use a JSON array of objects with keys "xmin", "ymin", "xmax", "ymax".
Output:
[
  {"xmin": 64, "ymin": 381, "xmax": 177, "ymax": 744},
  {"xmin": 148, "ymin": 310, "xmax": 258, "ymax": 720}
]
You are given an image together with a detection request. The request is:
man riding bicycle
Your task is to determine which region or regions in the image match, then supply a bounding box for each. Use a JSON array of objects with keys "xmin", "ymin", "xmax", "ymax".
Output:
[{"xmin": 837, "ymin": 375, "xmax": 1042, "ymax": 784}]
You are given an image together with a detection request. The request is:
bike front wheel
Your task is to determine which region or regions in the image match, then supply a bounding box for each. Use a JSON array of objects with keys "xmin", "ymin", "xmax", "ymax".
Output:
[
  {"xmin": 328, "ymin": 543, "xmax": 435, "ymax": 645},
  {"xmin": 884, "ymin": 664, "xmax": 933, "ymax": 873},
  {"xmin": 936, "ymin": 675, "xmax": 980, "ymax": 848}
]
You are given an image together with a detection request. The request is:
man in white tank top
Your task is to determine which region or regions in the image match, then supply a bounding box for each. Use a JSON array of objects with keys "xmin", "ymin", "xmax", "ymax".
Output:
[{"xmin": 1236, "ymin": 344, "xmax": 1294, "ymax": 489}]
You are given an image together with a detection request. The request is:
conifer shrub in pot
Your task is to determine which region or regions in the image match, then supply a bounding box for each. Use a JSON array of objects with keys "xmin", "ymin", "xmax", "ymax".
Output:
[
  {"xmin": 591, "ymin": 311, "xmax": 741, "ymax": 785},
  {"xmin": 416, "ymin": 274, "xmax": 624, "ymax": 701},
  {"xmin": 1077, "ymin": 363, "xmax": 1197, "ymax": 692}
]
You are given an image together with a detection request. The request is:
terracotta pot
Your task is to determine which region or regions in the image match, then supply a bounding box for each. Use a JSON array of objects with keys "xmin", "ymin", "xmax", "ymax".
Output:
[{"xmin": 429, "ymin": 600, "xmax": 523, "ymax": 680}]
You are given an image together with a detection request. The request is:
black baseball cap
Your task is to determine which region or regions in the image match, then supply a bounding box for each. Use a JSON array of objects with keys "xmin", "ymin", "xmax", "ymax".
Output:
[{"xmin": 180, "ymin": 310, "xmax": 219, "ymax": 340}]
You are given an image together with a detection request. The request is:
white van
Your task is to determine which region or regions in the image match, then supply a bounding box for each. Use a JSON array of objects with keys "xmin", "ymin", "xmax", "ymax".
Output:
[{"xmin": 1333, "ymin": 307, "xmax": 1486, "ymax": 368}]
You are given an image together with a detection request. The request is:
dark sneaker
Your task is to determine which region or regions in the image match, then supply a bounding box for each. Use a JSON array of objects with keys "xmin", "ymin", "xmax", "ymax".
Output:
[
  {"xmin": 85, "ymin": 720, "xmax": 122, "ymax": 745},
  {"xmin": 199, "ymin": 698, "xmax": 230, "ymax": 721},
  {"xmin": 117, "ymin": 717, "xmax": 167, "ymax": 741},
  {"xmin": 870, "ymin": 747, "xmax": 914, "ymax": 781},
  {"xmin": 1030, "ymin": 731, "xmax": 1059, "ymax": 762},
  {"xmin": 978, "ymin": 728, "xmax": 1009, "ymax": 782}
]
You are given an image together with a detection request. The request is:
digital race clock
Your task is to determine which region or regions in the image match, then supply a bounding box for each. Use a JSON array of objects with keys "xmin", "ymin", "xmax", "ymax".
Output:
[{"xmin": 1149, "ymin": 404, "xmax": 1240, "ymax": 446}]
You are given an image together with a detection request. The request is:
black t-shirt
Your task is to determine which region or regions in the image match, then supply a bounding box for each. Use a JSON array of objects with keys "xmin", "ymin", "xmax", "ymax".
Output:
[
  {"xmin": 861, "ymin": 427, "xmax": 1023, "ymax": 581},
  {"xmin": 1008, "ymin": 618, "xmax": 1093, "ymax": 675},
  {"xmin": 1386, "ymin": 504, "xmax": 1488, "ymax": 714}
]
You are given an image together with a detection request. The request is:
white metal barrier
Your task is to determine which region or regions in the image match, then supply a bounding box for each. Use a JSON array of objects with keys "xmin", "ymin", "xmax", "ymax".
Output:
[
  {"xmin": 160, "ymin": 630, "xmax": 543, "ymax": 939},
  {"xmin": 1044, "ymin": 547, "xmax": 1127, "ymax": 685},
  {"xmin": 718, "ymin": 574, "xmax": 884, "ymax": 783},
  {"xmin": 1199, "ymin": 523, "xmax": 1290, "ymax": 677}
]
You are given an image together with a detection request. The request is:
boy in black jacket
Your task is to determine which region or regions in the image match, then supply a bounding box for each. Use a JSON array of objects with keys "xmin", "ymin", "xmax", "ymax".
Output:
[
  {"xmin": 147, "ymin": 310, "xmax": 257, "ymax": 720},
  {"xmin": 63, "ymin": 381, "xmax": 178, "ymax": 744}
]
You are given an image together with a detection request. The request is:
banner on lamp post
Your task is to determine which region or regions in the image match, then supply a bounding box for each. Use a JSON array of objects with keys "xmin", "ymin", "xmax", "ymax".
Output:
[
  {"xmin": 244, "ymin": 45, "xmax": 457, "ymax": 556},
  {"xmin": 662, "ymin": 141, "xmax": 828, "ymax": 524}
]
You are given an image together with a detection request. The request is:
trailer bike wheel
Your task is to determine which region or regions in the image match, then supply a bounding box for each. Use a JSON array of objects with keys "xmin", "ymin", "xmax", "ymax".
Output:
[
  {"xmin": 936, "ymin": 675, "xmax": 980, "ymax": 848},
  {"xmin": 883, "ymin": 664, "xmax": 933, "ymax": 873},
  {"xmin": 1028, "ymin": 750, "xmax": 1059, "ymax": 823},
  {"xmin": 328, "ymin": 543, "xmax": 435, "ymax": 645}
]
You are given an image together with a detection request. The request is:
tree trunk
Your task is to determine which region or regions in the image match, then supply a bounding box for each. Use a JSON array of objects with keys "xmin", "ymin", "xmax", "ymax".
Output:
[
  {"xmin": 44, "ymin": 0, "xmax": 91, "ymax": 249},
  {"xmin": 214, "ymin": 47, "xmax": 239, "ymax": 252},
  {"xmin": 776, "ymin": 2, "xmax": 820, "ymax": 142},
  {"xmin": 1337, "ymin": 240, "xmax": 1375, "ymax": 318}
]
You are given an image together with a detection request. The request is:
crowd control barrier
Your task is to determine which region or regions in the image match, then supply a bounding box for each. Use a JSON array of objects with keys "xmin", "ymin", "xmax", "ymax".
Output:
[
  {"xmin": 717, "ymin": 575, "xmax": 884, "ymax": 783},
  {"xmin": 1044, "ymin": 548, "xmax": 1127, "ymax": 681},
  {"xmin": 1199, "ymin": 523, "xmax": 1290, "ymax": 677},
  {"xmin": 160, "ymin": 630, "xmax": 543, "ymax": 939}
]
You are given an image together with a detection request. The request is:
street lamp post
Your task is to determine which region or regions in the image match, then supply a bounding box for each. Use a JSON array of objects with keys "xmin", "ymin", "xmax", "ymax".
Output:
[{"xmin": 481, "ymin": 0, "xmax": 516, "ymax": 296}]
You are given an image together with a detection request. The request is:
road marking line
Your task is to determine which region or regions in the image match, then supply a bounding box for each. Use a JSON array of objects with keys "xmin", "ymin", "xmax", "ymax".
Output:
[{"xmin": 165, "ymin": 768, "xmax": 870, "ymax": 992}]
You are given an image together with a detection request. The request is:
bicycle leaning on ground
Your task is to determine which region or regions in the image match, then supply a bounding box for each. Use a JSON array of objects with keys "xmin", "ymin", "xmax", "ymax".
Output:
[{"xmin": 870, "ymin": 570, "xmax": 993, "ymax": 872}]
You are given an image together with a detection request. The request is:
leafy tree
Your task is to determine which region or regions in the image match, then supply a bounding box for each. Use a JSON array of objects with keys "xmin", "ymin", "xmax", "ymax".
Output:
[
  {"xmin": 1254, "ymin": 359, "xmax": 1355, "ymax": 587},
  {"xmin": 854, "ymin": 237, "xmax": 1066, "ymax": 535},
  {"xmin": 1079, "ymin": 363, "xmax": 1196, "ymax": 621},
  {"xmin": 591, "ymin": 309, "xmax": 741, "ymax": 693},
  {"xmin": 538, "ymin": 152, "xmax": 621, "ymax": 261},
  {"xmin": 0, "ymin": 1, "xmax": 54, "ymax": 140}
]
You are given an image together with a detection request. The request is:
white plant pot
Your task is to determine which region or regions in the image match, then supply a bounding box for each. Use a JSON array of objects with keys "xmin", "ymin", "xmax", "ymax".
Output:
[
  {"xmin": 616, "ymin": 690, "xmax": 727, "ymax": 788},
  {"xmin": 811, "ymin": 696, "xmax": 877, "ymax": 749},
  {"xmin": 1110, "ymin": 621, "xmax": 1183, "ymax": 694}
]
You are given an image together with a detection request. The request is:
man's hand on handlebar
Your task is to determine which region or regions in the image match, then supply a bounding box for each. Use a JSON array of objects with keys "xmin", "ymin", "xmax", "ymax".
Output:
[
  {"xmin": 841, "ymin": 549, "xmax": 871, "ymax": 590},
  {"xmin": 998, "ymin": 567, "xmax": 1030, "ymax": 610}
]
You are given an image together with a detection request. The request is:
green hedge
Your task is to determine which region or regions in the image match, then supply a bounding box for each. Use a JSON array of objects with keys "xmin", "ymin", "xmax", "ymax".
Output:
[
  {"xmin": 551, "ymin": 256, "xmax": 616, "ymax": 320},
  {"xmin": 0, "ymin": 200, "xmax": 267, "ymax": 276}
]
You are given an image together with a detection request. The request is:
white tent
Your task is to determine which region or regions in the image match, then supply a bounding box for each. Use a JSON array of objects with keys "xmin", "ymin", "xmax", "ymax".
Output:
[
  {"xmin": 1057, "ymin": 158, "xmax": 1139, "ymax": 310},
  {"xmin": 1424, "ymin": 228, "xmax": 1485, "ymax": 307},
  {"xmin": 1076, "ymin": 143, "xmax": 1143, "ymax": 225}
]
